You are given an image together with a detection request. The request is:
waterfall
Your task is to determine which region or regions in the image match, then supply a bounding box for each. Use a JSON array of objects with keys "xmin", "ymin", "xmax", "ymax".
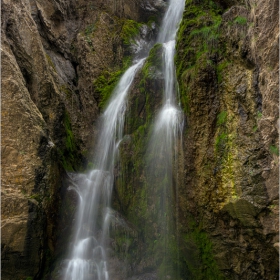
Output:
[
  {"xmin": 146, "ymin": 0, "xmax": 185, "ymax": 277},
  {"xmin": 63, "ymin": 0, "xmax": 185, "ymax": 278},
  {"xmin": 63, "ymin": 59, "xmax": 145, "ymax": 280}
]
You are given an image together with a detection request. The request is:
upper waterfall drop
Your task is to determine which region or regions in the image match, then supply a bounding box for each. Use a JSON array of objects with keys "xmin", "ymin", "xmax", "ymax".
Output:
[
  {"xmin": 163, "ymin": 40, "xmax": 176, "ymax": 104},
  {"xmin": 158, "ymin": 0, "xmax": 185, "ymax": 43}
]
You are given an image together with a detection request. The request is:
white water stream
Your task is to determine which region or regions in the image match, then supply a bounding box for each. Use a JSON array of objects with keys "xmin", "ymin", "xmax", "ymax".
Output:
[
  {"xmin": 154, "ymin": 0, "xmax": 185, "ymax": 148},
  {"xmin": 146, "ymin": 0, "xmax": 185, "ymax": 276},
  {"xmin": 63, "ymin": 59, "xmax": 145, "ymax": 280}
]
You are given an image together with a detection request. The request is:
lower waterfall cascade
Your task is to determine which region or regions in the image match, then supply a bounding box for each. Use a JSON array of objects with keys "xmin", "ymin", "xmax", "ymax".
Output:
[{"xmin": 63, "ymin": 59, "xmax": 146, "ymax": 280}]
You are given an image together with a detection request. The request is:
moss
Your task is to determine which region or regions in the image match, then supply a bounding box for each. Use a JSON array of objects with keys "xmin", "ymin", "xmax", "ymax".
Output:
[
  {"xmin": 140, "ymin": 43, "xmax": 163, "ymax": 81},
  {"xmin": 147, "ymin": 43, "xmax": 162, "ymax": 65},
  {"xmin": 216, "ymin": 61, "xmax": 230, "ymax": 83},
  {"xmin": 233, "ymin": 16, "xmax": 247, "ymax": 25},
  {"xmin": 93, "ymin": 71, "xmax": 122, "ymax": 108},
  {"xmin": 175, "ymin": 0, "xmax": 223, "ymax": 114},
  {"xmin": 64, "ymin": 113, "xmax": 75, "ymax": 153},
  {"xmin": 57, "ymin": 111, "xmax": 80, "ymax": 171},
  {"xmin": 190, "ymin": 19, "xmax": 221, "ymax": 41},
  {"xmin": 257, "ymin": 111, "xmax": 262, "ymax": 119},
  {"xmin": 182, "ymin": 217, "xmax": 225, "ymax": 280},
  {"xmin": 180, "ymin": 87, "xmax": 191, "ymax": 114},
  {"xmin": 120, "ymin": 19, "xmax": 142, "ymax": 45},
  {"xmin": 216, "ymin": 111, "xmax": 227, "ymax": 126},
  {"xmin": 176, "ymin": 0, "xmax": 243, "ymax": 211},
  {"xmin": 269, "ymin": 145, "xmax": 279, "ymax": 156},
  {"xmin": 93, "ymin": 57, "xmax": 132, "ymax": 109},
  {"xmin": 213, "ymin": 110, "xmax": 238, "ymax": 208},
  {"xmin": 215, "ymin": 132, "xmax": 227, "ymax": 151}
]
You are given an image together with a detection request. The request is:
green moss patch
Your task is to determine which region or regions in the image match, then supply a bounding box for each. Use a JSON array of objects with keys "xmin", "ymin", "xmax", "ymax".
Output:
[
  {"xmin": 93, "ymin": 57, "xmax": 132, "ymax": 109},
  {"xmin": 217, "ymin": 111, "xmax": 227, "ymax": 126},
  {"xmin": 57, "ymin": 111, "xmax": 80, "ymax": 171},
  {"xmin": 120, "ymin": 19, "xmax": 143, "ymax": 45},
  {"xmin": 233, "ymin": 16, "xmax": 247, "ymax": 25},
  {"xmin": 269, "ymin": 145, "xmax": 279, "ymax": 156},
  {"xmin": 175, "ymin": 0, "xmax": 224, "ymax": 114},
  {"xmin": 181, "ymin": 217, "xmax": 225, "ymax": 280},
  {"xmin": 216, "ymin": 60, "xmax": 230, "ymax": 83}
]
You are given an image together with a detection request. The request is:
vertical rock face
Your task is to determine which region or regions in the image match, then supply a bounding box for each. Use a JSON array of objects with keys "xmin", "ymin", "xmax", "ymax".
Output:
[
  {"xmin": 175, "ymin": 0, "xmax": 279, "ymax": 279},
  {"xmin": 1, "ymin": 38, "xmax": 57, "ymax": 279},
  {"xmin": 2, "ymin": 1, "xmax": 65, "ymax": 278}
]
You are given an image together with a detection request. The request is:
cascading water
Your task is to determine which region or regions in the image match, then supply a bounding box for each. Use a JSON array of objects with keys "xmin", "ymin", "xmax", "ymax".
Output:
[
  {"xmin": 145, "ymin": 0, "xmax": 185, "ymax": 277},
  {"xmin": 63, "ymin": 58, "xmax": 145, "ymax": 280}
]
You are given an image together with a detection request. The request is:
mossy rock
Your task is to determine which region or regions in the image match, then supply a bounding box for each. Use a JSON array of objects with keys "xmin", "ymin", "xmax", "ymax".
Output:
[
  {"xmin": 180, "ymin": 215, "xmax": 226, "ymax": 280},
  {"xmin": 93, "ymin": 57, "xmax": 132, "ymax": 109},
  {"xmin": 56, "ymin": 110, "xmax": 84, "ymax": 172}
]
